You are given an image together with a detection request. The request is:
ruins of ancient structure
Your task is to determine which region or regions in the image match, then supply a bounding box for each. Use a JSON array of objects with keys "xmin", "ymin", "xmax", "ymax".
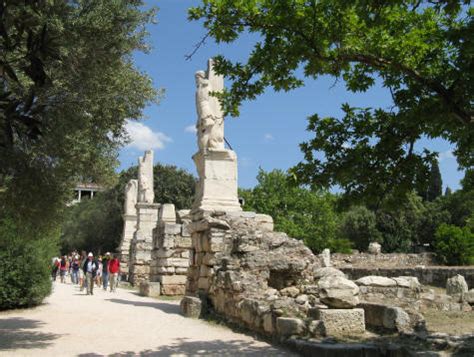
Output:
[{"xmin": 117, "ymin": 59, "xmax": 473, "ymax": 354}]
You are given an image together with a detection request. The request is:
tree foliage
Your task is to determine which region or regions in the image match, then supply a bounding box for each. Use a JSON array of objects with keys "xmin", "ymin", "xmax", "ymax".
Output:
[
  {"xmin": 339, "ymin": 206, "xmax": 381, "ymax": 252},
  {"xmin": 189, "ymin": 0, "xmax": 473, "ymax": 204},
  {"xmin": 60, "ymin": 163, "xmax": 196, "ymax": 254},
  {"xmin": 434, "ymin": 223, "xmax": 474, "ymax": 265},
  {"xmin": 0, "ymin": 0, "xmax": 159, "ymax": 232},
  {"xmin": 240, "ymin": 169, "xmax": 350, "ymax": 253}
]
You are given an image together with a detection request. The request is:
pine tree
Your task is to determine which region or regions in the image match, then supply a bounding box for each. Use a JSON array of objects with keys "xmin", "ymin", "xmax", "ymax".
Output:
[
  {"xmin": 427, "ymin": 160, "xmax": 443, "ymax": 201},
  {"xmin": 445, "ymin": 187, "xmax": 452, "ymax": 196}
]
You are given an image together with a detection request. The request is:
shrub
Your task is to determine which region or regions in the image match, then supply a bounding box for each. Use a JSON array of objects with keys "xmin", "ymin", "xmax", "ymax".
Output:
[
  {"xmin": 0, "ymin": 218, "xmax": 59, "ymax": 310},
  {"xmin": 434, "ymin": 224, "xmax": 474, "ymax": 266}
]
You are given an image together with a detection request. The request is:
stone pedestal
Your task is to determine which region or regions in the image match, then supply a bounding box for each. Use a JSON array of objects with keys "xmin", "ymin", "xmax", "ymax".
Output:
[
  {"xmin": 129, "ymin": 202, "xmax": 160, "ymax": 285},
  {"xmin": 118, "ymin": 213, "xmax": 137, "ymax": 280},
  {"xmin": 192, "ymin": 149, "xmax": 242, "ymax": 212}
]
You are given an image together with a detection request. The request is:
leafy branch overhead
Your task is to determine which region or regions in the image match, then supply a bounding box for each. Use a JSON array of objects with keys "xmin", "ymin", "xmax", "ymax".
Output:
[
  {"xmin": 189, "ymin": 0, "xmax": 473, "ymax": 202},
  {"xmin": 0, "ymin": 1, "xmax": 159, "ymax": 229}
]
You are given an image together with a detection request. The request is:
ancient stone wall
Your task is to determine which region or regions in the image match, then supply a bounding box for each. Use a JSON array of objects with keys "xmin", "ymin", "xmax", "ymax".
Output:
[
  {"xmin": 149, "ymin": 209, "xmax": 192, "ymax": 295},
  {"xmin": 331, "ymin": 252, "xmax": 436, "ymax": 269},
  {"xmin": 182, "ymin": 210, "xmax": 366, "ymax": 340},
  {"xmin": 341, "ymin": 266, "xmax": 474, "ymax": 288}
]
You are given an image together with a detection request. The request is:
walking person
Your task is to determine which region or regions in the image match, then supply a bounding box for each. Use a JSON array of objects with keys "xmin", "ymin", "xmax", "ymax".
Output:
[
  {"xmin": 71, "ymin": 255, "xmax": 80, "ymax": 284},
  {"xmin": 79, "ymin": 251, "xmax": 87, "ymax": 291},
  {"xmin": 95, "ymin": 256, "xmax": 103, "ymax": 288},
  {"xmin": 108, "ymin": 254, "xmax": 120, "ymax": 292},
  {"xmin": 59, "ymin": 256, "xmax": 68, "ymax": 283},
  {"xmin": 102, "ymin": 252, "xmax": 111, "ymax": 291},
  {"xmin": 51, "ymin": 257, "xmax": 60, "ymax": 281},
  {"xmin": 83, "ymin": 252, "xmax": 98, "ymax": 295}
]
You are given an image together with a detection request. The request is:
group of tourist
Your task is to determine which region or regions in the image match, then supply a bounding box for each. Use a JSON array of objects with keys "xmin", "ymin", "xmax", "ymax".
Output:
[{"xmin": 52, "ymin": 251, "xmax": 121, "ymax": 295}]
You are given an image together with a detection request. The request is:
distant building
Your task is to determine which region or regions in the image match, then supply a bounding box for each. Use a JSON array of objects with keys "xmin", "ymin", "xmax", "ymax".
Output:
[{"xmin": 71, "ymin": 183, "xmax": 103, "ymax": 204}]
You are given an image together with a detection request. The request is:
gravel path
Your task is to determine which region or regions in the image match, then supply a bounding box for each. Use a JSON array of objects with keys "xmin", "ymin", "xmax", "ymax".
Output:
[{"xmin": 0, "ymin": 282, "xmax": 295, "ymax": 356}]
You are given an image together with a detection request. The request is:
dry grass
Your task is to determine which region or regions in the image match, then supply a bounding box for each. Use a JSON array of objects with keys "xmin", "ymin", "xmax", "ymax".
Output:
[{"xmin": 423, "ymin": 309, "xmax": 474, "ymax": 335}]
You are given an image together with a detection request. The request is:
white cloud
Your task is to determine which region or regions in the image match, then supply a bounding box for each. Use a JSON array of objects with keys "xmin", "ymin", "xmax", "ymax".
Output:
[
  {"xmin": 185, "ymin": 124, "xmax": 197, "ymax": 133},
  {"xmin": 438, "ymin": 150, "xmax": 455, "ymax": 162},
  {"xmin": 124, "ymin": 121, "xmax": 171, "ymax": 151},
  {"xmin": 264, "ymin": 133, "xmax": 274, "ymax": 142}
]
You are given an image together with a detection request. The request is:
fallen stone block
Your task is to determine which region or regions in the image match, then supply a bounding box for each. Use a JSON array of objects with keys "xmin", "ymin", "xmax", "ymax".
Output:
[
  {"xmin": 180, "ymin": 296, "xmax": 202, "ymax": 318},
  {"xmin": 139, "ymin": 281, "xmax": 161, "ymax": 298}
]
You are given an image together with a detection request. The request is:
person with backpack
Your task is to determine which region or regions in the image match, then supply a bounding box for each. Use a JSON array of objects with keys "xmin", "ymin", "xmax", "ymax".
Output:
[{"xmin": 83, "ymin": 252, "xmax": 98, "ymax": 295}]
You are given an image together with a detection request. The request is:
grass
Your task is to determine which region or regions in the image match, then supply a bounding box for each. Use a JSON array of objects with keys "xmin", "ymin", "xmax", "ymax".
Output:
[{"xmin": 423, "ymin": 309, "xmax": 474, "ymax": 335}]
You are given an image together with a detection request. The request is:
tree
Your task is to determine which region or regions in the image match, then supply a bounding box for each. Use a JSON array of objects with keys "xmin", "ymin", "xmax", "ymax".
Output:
[
  {"xmin": 0, "ymin": 1, "xmax": 158, "ymax": 232},
  {"xmin": 444, "ymin": 187, "xmax": 452, "ymax": 196},
  {"xmin": 60, "ymin": 163, "xmax": 196, "ymax": 253},
  {"xmin": 240, "ymin": 169, "xmax": 350, "ymax": 253},
  {"xmin": 375, "ymin": 192, "xmax": 426, "ymax": 252},
  {"xmin": 189, "ymin": 1, "xmax": 473, "ymax": 204},
  {"xmin": 425, "ymin": 159, "xmax": 443, "ymax": 201},
  {"xmin": 461, "ymin": 169, "xmax": 474, "ymax": 192},
  {"xmin": 339, "ymin": 206, "xmax": 381, "ymax": 252}
]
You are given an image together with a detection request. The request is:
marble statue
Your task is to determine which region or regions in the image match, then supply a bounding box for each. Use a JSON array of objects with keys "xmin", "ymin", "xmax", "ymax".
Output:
[
  {"xmin": 195, "ymin": 59, "xmax": 225, "ymax": 151},
  {"xmin": 138, "ymin": 150, "xmax": 154, "ymax": 203},
  {"xmin": 124, "ymin": 179, "xmax": 138, "ymax": 215}
]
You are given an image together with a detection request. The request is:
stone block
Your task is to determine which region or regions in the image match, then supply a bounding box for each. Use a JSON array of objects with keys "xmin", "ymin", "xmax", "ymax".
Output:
[
  {"xmin": 176, "ymin": 237, "xmax": 192, "ymax": 249},
  {"xmin": 176, "ymin": 267, "xmax": 189, "ymax": 274},
  {"xmin": 158, "ymin": 275, "xmax": 187, "ymax": 285},
  {"xmin": 180, "ymin": 250, "xmax": 190, "ymax": 258},
  {"xmin": 180, "ymin": 296, "xmax": 202, "ymax": 318},
  {"xmin": 155, "ymin": 249, "xmax": 174, "ymax": 258},
  {"xmin": 181, "ymin": 222, "xmax": 191, "ymax": 237},
  {"xmin": 161, "ymin": 284, "xmax": 186, "ymax": 296},
  {"xmin": 276, "ymin": 317, "xmax": 306, "ymax": 337},
  {"xmin": 356, "ymin": 276, "xmax": 397, "ymax": 287},
  {"xmin": 465, "ymin": 289, "xmax": 474, "ymax": 304},
  {"xmin": 158, "ymin": 234, "xmax": 176, "ymax": 249},
  {"xmin": 318, "ymin": 308, "xmax": 365, "ymax": 336},
  {"xmin": 263, "ymin": 312, "xmax": 274, "ymax": 334},
  {"xmin": 157, "ymin": 258, "xmax": 189, "ymax": 268},
  {"xmin": 314, "ymin": 267, "xmax": 345, "ymax": 279},
  {"xmin": 446, "ymin": 274, "xmax": 468, "ymax": 296},
  {"xmin": 321, "ymin": 248, "xmax": 331, "ymax": 267},
  {"xmin": 318, "ymin": 275, "xmax": 359, "ymax": 308},
  {"xmin": 368, "ymin": 242, "xmax": 382, "ymax": 255},
  {"xmin": 255, "ymin": 214, "xmax": 274, "ymax": 231},
  {"xmin": 159, "ymin": 203, "xmax": 176, "ymax": 224},
  {"xmin": 198, "ymin": 277, "xmax": 210, "ymax": 290},
  {"xmin": 139, "ymin": 281, "xmax": 161, "ymax": 298},
  {"xmin": 200, "ymin": 265, "xmax": 214, "ymax": 277}
]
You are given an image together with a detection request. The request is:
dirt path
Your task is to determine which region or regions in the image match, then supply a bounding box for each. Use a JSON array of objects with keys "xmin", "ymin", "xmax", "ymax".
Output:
[{"xmin": 0, "ymin": 282, "xmax": 295, "ymax": 356}]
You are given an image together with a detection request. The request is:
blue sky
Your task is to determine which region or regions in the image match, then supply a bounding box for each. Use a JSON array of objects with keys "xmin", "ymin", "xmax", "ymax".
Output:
[{"xmin": 119, "ymin": 0, "xmax": 464, "ymax": 190}]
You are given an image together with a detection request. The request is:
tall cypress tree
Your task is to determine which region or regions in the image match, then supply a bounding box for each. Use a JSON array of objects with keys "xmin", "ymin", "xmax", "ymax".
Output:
[{"xmin": 427, "ymin": 160, "xmax": 443, "ymax": 201}]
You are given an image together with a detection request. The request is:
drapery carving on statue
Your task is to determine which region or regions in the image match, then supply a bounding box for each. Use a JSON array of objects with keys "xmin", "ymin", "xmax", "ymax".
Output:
[
  {"xmin": 138, "ymin": 175, "xmax": 153, "ymax": 203},
  {"xmin": 195, "ymin": 70, "xmax": 224, "ymax": 152},
  {"xmin": 124, "ymin": 179, "xmax": 138, "ymax": 215}
]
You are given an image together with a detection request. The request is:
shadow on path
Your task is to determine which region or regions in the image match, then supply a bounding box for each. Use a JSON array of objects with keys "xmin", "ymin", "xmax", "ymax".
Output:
[
  {"xmin": 105, "ymin": 298, "xmax": 181, "ymax": 315},
  {"xmin": 0, "ymin": 317, "xmax": 61, "ymax": 350},
  {"xmin": 78, "ymin": 338, "xmax": 291, "ymax": 356}
]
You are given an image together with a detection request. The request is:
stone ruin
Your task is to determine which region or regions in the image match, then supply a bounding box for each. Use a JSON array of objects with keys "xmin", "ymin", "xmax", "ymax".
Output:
[{"xmin": 116, "ymin": 59, "xmax": 473, "ymax": 354}]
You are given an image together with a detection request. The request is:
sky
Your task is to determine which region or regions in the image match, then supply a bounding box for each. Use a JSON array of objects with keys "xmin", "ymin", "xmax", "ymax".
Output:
[{"xmin": 119, "ymin": 0, "xmax": 464, "ymax": 190}]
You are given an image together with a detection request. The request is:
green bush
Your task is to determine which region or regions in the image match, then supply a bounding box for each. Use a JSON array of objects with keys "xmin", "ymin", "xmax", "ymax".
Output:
[
  {"xmin": 0, "ymin": 218, "xmax": 58, "ymax": 310},
  {"xmin": 434, "ymin": 224, "xmax": 474, "ymax": 266}
]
